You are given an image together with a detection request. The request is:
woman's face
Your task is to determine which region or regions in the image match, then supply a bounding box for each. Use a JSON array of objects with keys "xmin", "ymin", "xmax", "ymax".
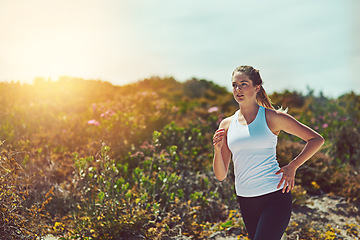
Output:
[{"xmin": 232, "ymin": 72, "xmax": 260, "ymax": 104}]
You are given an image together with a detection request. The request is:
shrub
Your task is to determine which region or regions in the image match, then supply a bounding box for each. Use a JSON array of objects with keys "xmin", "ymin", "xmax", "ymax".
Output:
[
  {"xmin": 0, "ymin": 144, "xmax": 52, "ymax": 239},
  {"xmin": 1, "ymin": 79, "xmax": 359, "ymax": 239}
]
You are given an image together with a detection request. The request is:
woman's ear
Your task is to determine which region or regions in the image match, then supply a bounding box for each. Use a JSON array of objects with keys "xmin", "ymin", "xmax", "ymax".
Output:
[{"xmin": 255, "ymin": 85, "xmax": 261, "ymax": 93}]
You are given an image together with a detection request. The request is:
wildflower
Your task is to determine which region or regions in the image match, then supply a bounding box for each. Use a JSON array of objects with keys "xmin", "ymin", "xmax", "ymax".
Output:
[
  {"xmin": 87, "ymin": 119, "xmax": 100, "ymax": 126},
  {"xmin": 311, "ymin": 181, "xmax": 320, "ymax": 189},
  {"xmin": 53, "ymin": 222, "xmax": 65, "ymax": 232},
  {"xmin": 54, "ymin": 222, "xmax": 63, "ymax": 228},
  {"xmin": 100, "ymin": 109, "xmax": 115, "ymax": 119},
  {"xmin": 322, "ymin": 123, "xmax": 329, "ymax": 128},
  {"xmin": 208, "ymin": 106, "xmax": 219, "ymax": 113},
  {"xmin": 172, "ymin": 106, "xmax": 180, "ymax": 112},
  {"xmin": 325, "ymin": 230, "xmax": 336, "ymax": 240},
  {"xmin": 217, "ymin": 114, "xmax": 224, "ymax": 126}
]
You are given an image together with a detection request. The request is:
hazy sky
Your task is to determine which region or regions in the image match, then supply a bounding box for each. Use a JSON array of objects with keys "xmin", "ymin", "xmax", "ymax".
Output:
[{"xmin": 1, "ymin": 0, "xmax": 359, "ymax": 97}]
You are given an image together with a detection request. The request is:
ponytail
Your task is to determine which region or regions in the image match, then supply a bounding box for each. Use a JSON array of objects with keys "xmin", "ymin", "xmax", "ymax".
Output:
[{"xmin": 257, "ymin": 86, "xmax": 274, "ymax": 110}]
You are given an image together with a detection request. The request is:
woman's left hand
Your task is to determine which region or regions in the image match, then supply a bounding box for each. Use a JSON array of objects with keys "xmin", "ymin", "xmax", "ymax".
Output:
[{"xmin": 275, "ymin": 163, "xmax": 298, "ymax": 193}]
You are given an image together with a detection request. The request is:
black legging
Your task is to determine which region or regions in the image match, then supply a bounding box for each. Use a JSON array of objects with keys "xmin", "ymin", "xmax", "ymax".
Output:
[{"xmin": 237, "ymin": 190, "xmax": 292, "ymax": 240}]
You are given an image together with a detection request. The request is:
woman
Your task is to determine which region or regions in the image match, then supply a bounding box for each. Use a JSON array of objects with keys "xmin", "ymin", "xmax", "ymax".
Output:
[{"xmin": 212, "ymin": 65, "xmax": 324, "ymax": 240}]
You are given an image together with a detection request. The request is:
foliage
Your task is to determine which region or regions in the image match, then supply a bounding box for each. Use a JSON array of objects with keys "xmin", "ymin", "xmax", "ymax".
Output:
[
  {"xmin": 63, "ymin": 119, "xmax": 234, "ymax": 239},
  {"xmin": 0, "ymin": 142, "xmax": 52, "ymax": 239},
  {"xmin": 0, "ymin": 77, "xmax": 359, "ymax": 238}
]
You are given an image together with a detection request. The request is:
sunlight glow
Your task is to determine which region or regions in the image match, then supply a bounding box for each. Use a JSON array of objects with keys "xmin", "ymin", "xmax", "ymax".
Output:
[
  {"xmin": 20, "ymin": 34, "xmax": 91, "ymax": 82},
  {"xmin": 1, "ymin": 0, "xmax": 358, "ymax": 96},
  {"xmin": 0, "ymin": 0, "xmax": 130, "ymax": 84}
]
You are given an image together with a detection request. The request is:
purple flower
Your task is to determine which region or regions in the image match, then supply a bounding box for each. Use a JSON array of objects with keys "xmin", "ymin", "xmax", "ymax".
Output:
[
  {"xmin": 208, "ymin": 106, "xmax": 219, "ymax": 113},
  {"xmin": 87, "ymin": 119, "xmax": 100, "ymax": 126},
  {"xmin": 322, "ymin": 123, "xmax": 328, "ymax": 128}
]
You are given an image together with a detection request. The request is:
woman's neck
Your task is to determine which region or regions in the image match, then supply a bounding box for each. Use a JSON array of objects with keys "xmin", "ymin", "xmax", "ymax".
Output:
[{"xmin": 238, "ymin": 103, "xmax": 259, "ymax": 116}]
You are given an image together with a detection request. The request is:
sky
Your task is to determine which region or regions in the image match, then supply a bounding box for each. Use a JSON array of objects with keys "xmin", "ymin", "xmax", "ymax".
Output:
[{"xmin": 1, "ymin": 0, "xmax": 359, "ymax": 97}]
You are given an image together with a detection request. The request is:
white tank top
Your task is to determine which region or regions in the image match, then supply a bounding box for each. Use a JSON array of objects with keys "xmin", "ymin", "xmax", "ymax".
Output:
[{"xmin": 227, "ymin": 106, "xmax": 284, "ymax": 197}]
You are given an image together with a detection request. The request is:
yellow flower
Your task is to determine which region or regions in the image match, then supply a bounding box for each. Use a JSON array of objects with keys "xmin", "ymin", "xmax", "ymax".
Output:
[
  {"xmin": 311, "ymin": 181, "xmax": 320, "ymax": 189},
  {"xmin": 324, "ymin": 230, "xmax": 336, "ymax": 240},
  {"xmin": 54, "ymin": 222, "xmax": 63, "ymax": 228},
  {"xmin": 53, "ymin": 222, "xmax": 65, "ymax": 231}
]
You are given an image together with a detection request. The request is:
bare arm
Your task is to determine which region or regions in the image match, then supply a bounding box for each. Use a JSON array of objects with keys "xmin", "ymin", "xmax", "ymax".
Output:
[
  {"xmin": 212, "ymin": 118, "xmax": 232, "ymax": 181},
  {"xmin": 267, "ymin": 110, "xmax": 325, "ymax": 193}
]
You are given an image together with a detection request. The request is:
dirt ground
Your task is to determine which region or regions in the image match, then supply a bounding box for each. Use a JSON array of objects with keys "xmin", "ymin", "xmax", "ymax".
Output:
[
  {"xmin": 43, "ymin": 194, "xmax": 360, "ymax": 240},
  {"xmin": 208, "ymin": 194, "xmax": 360, "ymax": 240}
]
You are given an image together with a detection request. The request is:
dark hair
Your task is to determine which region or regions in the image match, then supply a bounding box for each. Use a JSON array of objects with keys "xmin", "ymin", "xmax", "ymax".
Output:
[{"xmin": 232, "ymin": 65, "xmax": 274, "ymax": 109}]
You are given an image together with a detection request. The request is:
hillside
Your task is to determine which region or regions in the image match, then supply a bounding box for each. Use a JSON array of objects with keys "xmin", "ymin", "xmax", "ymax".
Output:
[{"xmin": 0, "ymin": 77, "xmax": 359, "ymax": 239}]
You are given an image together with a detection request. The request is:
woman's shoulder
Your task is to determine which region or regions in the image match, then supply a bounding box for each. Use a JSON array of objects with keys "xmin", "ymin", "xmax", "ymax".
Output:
[
  {"xmin": 265, "ymin": 107, "xmax": 295, "ymax": 134},
  {"xmin": 265, "ymin": 107, "xmax": 291, "ymax": 121},
  {"xmin": 218, "ymin": 114, "xmax": 236, "ymax": 131}
]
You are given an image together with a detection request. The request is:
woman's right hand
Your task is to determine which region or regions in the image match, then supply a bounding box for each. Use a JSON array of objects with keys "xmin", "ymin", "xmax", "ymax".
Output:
[{"xmin": 213, "ymin": 128, "xmax": 226, "ymax": 150}]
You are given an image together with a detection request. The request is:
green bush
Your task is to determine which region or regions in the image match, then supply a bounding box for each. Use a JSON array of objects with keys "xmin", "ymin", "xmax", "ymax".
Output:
[{"xmin": 0, "ymin": 78, "xmax": 359, "ymax": 239}]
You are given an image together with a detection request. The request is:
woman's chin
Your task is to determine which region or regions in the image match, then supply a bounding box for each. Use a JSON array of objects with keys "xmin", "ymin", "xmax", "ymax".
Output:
[{"xmin": 236, "ymin": 97, "xmax": 245, "ymax": 102}]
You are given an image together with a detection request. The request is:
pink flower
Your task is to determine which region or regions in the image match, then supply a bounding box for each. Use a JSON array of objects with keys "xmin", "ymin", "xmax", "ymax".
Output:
[
  {"xmin": 100, "ymin": 109, "xmax": 115, "ymax": 118},
  {"xmin": 208, "ymin": 106, "xmax": 219, "ymax": 113},
  {"xmin": 172, "ymin": 106, "xmax": 180, "ymax": 112},
  {"xmin": 217, "ymin": 114, "xmax": 224, "ymax": 126},
  {"xmin": 322, "ymin": 123, "xmax": 328, "ymax": 128},
  {"xmin": 87, "ymin": 119, "xmax": 100, "ymax": 126}
]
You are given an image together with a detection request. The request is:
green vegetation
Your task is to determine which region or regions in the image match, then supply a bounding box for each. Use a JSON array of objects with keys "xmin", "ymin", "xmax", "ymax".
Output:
[{"xmin": 0, "ymin": 76, "xmax": 359, "ymax": 239}]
